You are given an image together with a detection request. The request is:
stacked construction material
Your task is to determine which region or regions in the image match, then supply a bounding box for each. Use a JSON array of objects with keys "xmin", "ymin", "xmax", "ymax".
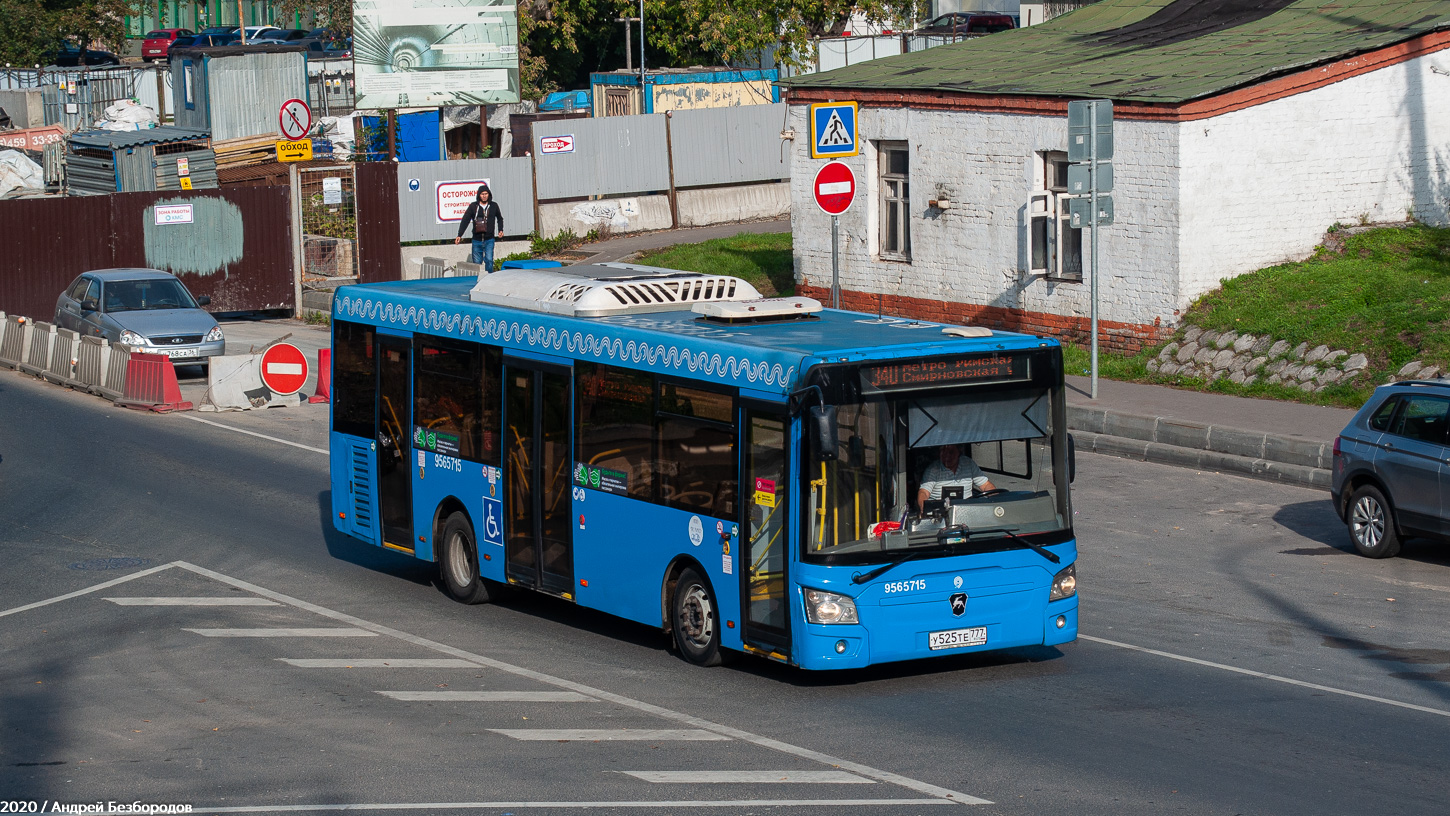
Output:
[{"xmin": 211, "ymin": 134, "xmax": 278, "ymax": 170}]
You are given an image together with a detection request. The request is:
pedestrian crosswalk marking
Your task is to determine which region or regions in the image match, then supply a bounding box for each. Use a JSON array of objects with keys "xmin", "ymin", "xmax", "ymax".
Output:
[
  {"xmin": 380, "ymin": 691, "xmax": 594, "ymax": 702},
  {"xmin": 183, "ymin": 627, "xmax": 376, "ymax": 637},
  {"xmin": 491, "ymin": 729, "xmax": 731, "ymax": 741},
  {"xmin": 621, "ymin": 771, "xmax": 873, "ymax": 784},
  {"xmin": 279, "ymin": 658, "xmax": 478, "ymax": 668},
  {"xmin": 106, "ymin": 597, "xmax": 278, "ymax": 606}
]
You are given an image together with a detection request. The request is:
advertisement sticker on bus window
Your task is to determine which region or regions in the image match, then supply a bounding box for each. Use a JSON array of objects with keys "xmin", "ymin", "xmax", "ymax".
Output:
[
  {"xmin": 413, "ymin": 427, "xmax": 459, "ymax": 456},
  {"xmin": 754, "ymin": 477, "xmax": 777, "ymax": 508},
  {"xmin": 573, "ymin": 462, "xmax": 628, "ymax": 495}
]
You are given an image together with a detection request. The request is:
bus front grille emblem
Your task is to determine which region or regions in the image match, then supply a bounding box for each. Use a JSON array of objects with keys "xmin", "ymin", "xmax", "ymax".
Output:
[{"xmin": 950, "ymin": 593, "xmax": 967, "ymax": 616}]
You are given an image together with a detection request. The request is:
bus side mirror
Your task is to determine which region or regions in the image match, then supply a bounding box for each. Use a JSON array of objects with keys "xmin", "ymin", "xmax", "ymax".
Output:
[
  {"xmin": 810, "ymin": 405, "xmax": 838, "ymax": 461},
  {"xmin": 1067, "ymin": 433, "xmax": 1076, "ymax": 483}
]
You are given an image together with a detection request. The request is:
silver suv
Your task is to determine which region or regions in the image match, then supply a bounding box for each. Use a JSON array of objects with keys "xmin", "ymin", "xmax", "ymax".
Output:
[{"xmin": 1332, "ymin": 380, "xmax": 1450, "ymax": 557}]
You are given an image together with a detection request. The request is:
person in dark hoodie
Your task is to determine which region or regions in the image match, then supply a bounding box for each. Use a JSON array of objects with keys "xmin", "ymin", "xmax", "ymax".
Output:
[{"xmin": 454, "ymin": 183, "xmax": 504, "ymax": 272}]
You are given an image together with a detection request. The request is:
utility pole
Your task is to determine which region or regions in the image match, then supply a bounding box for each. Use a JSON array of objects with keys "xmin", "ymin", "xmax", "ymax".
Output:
[
  {"xmin": 638, "ymin": 0, "xmax": 646, "ymax": 110},
  {"xmin": 616, "ymin": 16, "xmax": 639, "ymax": 70}
]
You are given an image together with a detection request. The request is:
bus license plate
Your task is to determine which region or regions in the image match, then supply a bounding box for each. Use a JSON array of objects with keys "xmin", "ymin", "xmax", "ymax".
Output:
[{"xmin": 929, "ymin": 626, "xmax": 987, "ymax": 650}]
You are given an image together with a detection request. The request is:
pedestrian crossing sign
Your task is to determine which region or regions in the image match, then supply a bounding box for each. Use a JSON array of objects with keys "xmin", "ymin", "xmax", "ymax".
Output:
[{"xmin": 810, "ymin": 102, "xmax": 858, "ymax": 158}]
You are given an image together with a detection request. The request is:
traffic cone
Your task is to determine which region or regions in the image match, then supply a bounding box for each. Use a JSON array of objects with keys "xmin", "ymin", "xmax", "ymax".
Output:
[
  {"xmin": 114, "ymin": 352, "xmax": 193, "ymax": 412},
  {"xmin": 308, "ymin": 348, "xmax": 332, "ymax": 404}
]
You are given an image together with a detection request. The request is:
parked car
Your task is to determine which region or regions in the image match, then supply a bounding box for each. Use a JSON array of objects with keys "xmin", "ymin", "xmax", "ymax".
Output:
[
  {"xmin": 53, "ymin": 269, "xmax": 224, "ymax": 365},
  {"xmin": 915, "ymin": 12, "xmax": 1016, "ymax": 36},
  {"xmin": 45, "ymin": 43, "xmax": 121, "ymax": 67},
  {"xmin": 306, "ymin": 39, "xmax": 352, "ymax": 59},
  {"xmin": 235, "ymin": 26, "xmax": 283, "ymax": 42},
  {"xmin": 141, "ymin": 28, "xmax": 193, "ymax": 61},
  {"xmin": 1331, "ymin": 379, "xmax": 1450, "ymax": 557}
]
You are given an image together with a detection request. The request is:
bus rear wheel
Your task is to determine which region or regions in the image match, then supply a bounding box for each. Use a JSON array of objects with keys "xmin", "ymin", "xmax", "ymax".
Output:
[
  {"xmin": 671, "ymin": 567, "xmax": 724, "ymax": 666},
  {"xmin": 439, "ymin": 511, "xmax": 492, "ymax": 604}
]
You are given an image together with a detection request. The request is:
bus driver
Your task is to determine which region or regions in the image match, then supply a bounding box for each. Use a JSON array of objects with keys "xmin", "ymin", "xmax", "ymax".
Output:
[{"xmin": 917, "ymin": 443, "xmax": 997, "ymax": 511}]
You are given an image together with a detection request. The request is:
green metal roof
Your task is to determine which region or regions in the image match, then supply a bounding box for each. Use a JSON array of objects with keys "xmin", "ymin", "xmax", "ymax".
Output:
[{"xmin": 781, "ymin": 0, "xmax": 1450, "ymax": 103}]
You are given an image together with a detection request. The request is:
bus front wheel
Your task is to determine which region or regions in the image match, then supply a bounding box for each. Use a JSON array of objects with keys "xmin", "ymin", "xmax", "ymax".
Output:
[
  {"xmin": 671, "ymin": 567, "xmax": 724, "ymax": 666},
  {"xmin": 439, "ymin": 511, "xmax": 492, "ymax": 604}
]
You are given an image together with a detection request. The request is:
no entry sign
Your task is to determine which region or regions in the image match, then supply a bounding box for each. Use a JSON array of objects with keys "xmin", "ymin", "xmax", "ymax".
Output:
[
  {"xmin": 813, "ymin": 161, "xmax": 856, "ymax": 216},
  {"xmin": 260, "ymin": 343, "xmax": 309, "ymax": 396}
]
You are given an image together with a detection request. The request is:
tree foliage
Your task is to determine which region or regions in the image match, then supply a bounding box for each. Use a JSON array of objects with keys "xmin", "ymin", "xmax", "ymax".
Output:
[{"xmin": 0, "ymin": 0, "xmax": 142, "ymax": 66}]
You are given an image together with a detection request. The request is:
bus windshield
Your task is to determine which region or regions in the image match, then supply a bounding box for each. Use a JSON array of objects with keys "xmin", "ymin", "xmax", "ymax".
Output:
[{"xmin": 802, "ymin": 385, "xmax": 1070, "ymax": 563}]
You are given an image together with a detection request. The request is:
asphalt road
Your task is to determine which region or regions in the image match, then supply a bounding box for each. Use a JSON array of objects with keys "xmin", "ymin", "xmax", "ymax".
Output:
[{"xmin": 2, "ymin": 362, "xmax": 1449, "ymax": 815}]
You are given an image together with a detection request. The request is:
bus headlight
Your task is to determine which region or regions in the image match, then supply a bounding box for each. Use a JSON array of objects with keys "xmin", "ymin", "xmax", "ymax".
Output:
[
  {"xmin": 804, "ymin": 588, "xmax": 859, "ymax": 625},
  {"xmin": 1049, "ymin": 563, "xmax": 1077, "ymax": 601}
]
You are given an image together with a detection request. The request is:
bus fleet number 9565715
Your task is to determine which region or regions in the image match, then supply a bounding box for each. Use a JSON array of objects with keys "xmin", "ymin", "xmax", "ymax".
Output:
[{"xmin": 883, "ymin": 579, "xmax": 927, "ymax": 594}]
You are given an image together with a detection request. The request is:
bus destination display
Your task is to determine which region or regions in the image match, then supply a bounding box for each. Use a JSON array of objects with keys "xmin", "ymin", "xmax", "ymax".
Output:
[{"xmin": 861, "ymin": 354, "xmax": 1029, "ymax": 391}]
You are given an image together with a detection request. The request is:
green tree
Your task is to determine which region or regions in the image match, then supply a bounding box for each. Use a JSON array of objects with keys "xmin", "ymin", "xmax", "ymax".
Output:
[
  {"xmin": 270, "ymin": 0, "xmax": 351, "ymax": 37},
  {"xmin": 0, "ymin": 0, "xmax": 142, "ymax": 66}
]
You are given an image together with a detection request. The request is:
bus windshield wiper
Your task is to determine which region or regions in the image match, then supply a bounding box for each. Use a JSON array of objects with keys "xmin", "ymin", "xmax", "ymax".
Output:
[
  {"xmin": 852, "ymin": 548, "xmax": 936, "ymax": 584},
  {"xmin": 969, "ymin": 528, "xmax": 1060, "ymax": 564}
]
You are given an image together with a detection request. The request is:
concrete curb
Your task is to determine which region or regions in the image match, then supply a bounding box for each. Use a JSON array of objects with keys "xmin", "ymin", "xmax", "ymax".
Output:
[{"xmin": 1069, "ymin": 408, "xmax": 1333, "ymax": 489}]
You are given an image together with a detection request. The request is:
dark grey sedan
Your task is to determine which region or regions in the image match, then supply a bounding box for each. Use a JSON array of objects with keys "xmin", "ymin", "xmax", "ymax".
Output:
[
  {"xmin": 1331, "ymin": 379, "xmax": 1450, "ymax": 557},
  {"xmin": 53, "ymin": 269, "xmax": 225, "ymax": 364}
]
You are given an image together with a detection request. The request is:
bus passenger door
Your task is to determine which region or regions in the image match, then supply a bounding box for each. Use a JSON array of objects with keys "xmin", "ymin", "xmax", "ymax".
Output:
[
  {"xmin": 742, "ymin": 408, "xmax": 790, "ymax": 653},
  {"xmin": 376, "ymin": 334, "xmax": 414, "ymax": 553},
  {"xmin": 504, "ymin": 360, "xmax": 574, "ymax": 596}
]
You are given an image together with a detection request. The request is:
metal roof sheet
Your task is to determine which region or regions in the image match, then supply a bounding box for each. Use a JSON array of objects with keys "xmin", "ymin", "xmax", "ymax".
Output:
[
  {"xmin": 68, "ymin": 126, "xmax": 211, "ymax": 150},
  {"xmin": 781, "ymin": 0, "xmax": 1450, "ymax": 103}
]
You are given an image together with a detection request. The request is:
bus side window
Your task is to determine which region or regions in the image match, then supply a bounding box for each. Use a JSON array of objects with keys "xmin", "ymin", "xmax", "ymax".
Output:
[
  {"xmin": 333, "ymin": 320, "xmax": 377, "ymax": 438},
  {"xmin": 413, "ymin": 337, "xmax": 502, "ymax": 465},
  {"xmin": 656, "ymin": 383, "xmax": 737, "ymax": 515},
  {"xmin": 576, "ymin": 363, "xmax": 653, "ymax": 501}
]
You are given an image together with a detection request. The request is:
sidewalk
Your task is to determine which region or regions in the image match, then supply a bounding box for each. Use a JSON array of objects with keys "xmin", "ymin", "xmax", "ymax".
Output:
[
  {"xmin": 573, "ymin": 217, "xmax": 790, "ymax": 264},
  {"xmin": 1064, "ymin": 375, "xmax": 1354, "ymax": 489}
]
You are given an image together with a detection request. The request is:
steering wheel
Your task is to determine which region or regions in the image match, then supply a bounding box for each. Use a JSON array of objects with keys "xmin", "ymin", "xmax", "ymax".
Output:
[{"xmin": 976, "ymin": 488, "xmax": 1011, "ymax": 498}]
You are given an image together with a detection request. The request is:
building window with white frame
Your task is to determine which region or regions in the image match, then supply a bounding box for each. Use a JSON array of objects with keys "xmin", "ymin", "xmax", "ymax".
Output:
[
  {"xmin": 880, "ymin": 142, "xmax": 911, "ymax": 261},
  {"xmin": 1028, "ymin": 150, "xmax": 1082, "ymax": 281}
]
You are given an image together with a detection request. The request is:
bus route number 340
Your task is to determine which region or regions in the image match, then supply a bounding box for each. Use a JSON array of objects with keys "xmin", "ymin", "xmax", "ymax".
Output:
[{"xmin": 883, "ymin": 579, "xmax": 926, "ymax": 594}]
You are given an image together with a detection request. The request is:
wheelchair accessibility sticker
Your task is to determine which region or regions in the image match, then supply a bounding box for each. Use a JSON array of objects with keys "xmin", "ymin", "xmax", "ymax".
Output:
[{"xmin": 481, "ymin": 496, "xmax": 504, "ymax": 546}]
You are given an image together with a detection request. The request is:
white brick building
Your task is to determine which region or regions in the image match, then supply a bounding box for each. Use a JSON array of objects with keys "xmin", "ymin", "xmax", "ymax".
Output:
[{"xmin": 781, "ymin": 0, "xmax": 1450, "ymax": 349}]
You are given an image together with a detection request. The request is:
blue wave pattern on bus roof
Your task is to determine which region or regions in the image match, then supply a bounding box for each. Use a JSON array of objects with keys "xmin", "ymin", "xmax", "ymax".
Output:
[{"xmin": 334, "ymin": 294, "xmax": 798, "ymax": 388}]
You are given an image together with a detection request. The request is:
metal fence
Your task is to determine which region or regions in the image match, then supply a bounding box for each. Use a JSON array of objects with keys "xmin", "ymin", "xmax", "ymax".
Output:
[
  {"xmin": 395, "ymin": 157, "xmax": 534, "ymax": 243},
  {"xmin": 0, "ymin": 187, "xmax": 294, "ymax": 318},
  {"xmin": 299, "ymin": 165, "xmax": 359, "ymax": 279},
  {"xmin": 670, "ymin": 103, "xmax": 789, "ymax": 188},
  {"xmin": 530, "ymin": 104, "xmax": 788, "ymax": 202},
  {"xmin": 532, "ymin": 113, "xmax": 670, "ymax": 200},
  {"xmin": 2, "ymin": 66, "xmax": 175, "ymax": 127}
]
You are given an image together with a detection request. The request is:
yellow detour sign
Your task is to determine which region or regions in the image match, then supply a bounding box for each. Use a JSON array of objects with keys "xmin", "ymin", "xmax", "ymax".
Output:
[{"xmin": 276, "ymin": 139, "xmax": 314, "ymax": 162}]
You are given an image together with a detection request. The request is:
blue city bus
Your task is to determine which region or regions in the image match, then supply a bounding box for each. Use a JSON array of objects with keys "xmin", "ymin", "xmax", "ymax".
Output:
[{"xmin": 327, "ymin": 263, "xmax": 1078, "ymax": 669}]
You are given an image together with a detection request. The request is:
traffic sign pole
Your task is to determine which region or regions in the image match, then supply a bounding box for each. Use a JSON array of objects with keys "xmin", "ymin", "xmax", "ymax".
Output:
[
  {"xmin": 1090, "ymin": 103, "xmax": 1099, "ymax": 400},
  {"xmin": 831, "ymin": 215, "xmax": 840, "ymax": 309}
]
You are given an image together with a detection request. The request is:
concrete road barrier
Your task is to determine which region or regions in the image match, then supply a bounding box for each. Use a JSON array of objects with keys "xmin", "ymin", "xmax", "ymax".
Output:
[
  {"xmin": 18, "ymin": 320, "xmax": 53, "ymax": 377},
  {"xmin": 42, "ymin": 327, "xmax": 81, "ymax": 387},
  {"xmin": 198, "ymin": 353, "xmax": 303, "ymax": 411},
  {"xmin": 0, "ymin": 315, "xmax": 30, "ymax": 370}
]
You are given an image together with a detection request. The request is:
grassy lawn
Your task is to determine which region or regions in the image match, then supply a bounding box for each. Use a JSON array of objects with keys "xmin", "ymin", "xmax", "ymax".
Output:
[
  {"xmin": 635, "ymin": 231, "xmax": 794, "ymax": 297},
  {"xmin": 1076, "ymin": 223, "xmax": 1450, "ymax": 408}
]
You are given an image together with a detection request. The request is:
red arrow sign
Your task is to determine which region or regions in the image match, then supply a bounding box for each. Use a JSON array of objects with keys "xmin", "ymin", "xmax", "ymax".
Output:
[
  {"xmin": 260, "ymin": 343, "xmax": 309, "ymax": 396},
  {"xmin": 813, "ymin": 161, "xmax": 856, "ymax": 216}
]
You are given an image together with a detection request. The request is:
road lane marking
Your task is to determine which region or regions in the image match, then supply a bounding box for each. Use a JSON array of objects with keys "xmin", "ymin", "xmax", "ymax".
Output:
[
  {"xmin": 1081, "ymin": 634, "xmax": 1450, "ymax": 718},
  {"xmin": 380, "ymin": 691, "xmax": 594, "ymax": 702},
  {"xmin": 0, "ymin": 563, "xmax": 175, "ymax": 619},
  {"xmin": 176, "ymin": 414, "xmax": 328, "ymax": 455},
  {"xmin": 198, "ymin": 800, "xmax": 955, "ymax": 812},
  {"xmin": 621, "ymin": 771, "xmax": 873, "ymax": 784},
  {"xmin": 280, "ymin": 658, "xmax": 480, "ymax": 668},
  {"xmin": 106, "ymin": 596, "xmax": 279, "ymax": 606},
  {"xmin": 491, "ymin": 729, "xmax": 731, "ymax": 741},
  {"xmin": 61, "ymin": 561, "xmax": 989, "ymax": 806},
  {"xmin": 184, "ymin": 627, "xmax": 378, "ymax": 637},
  {"xmin": 174, "ymin": 561, "xmax": 987, "ymax": 804}
]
